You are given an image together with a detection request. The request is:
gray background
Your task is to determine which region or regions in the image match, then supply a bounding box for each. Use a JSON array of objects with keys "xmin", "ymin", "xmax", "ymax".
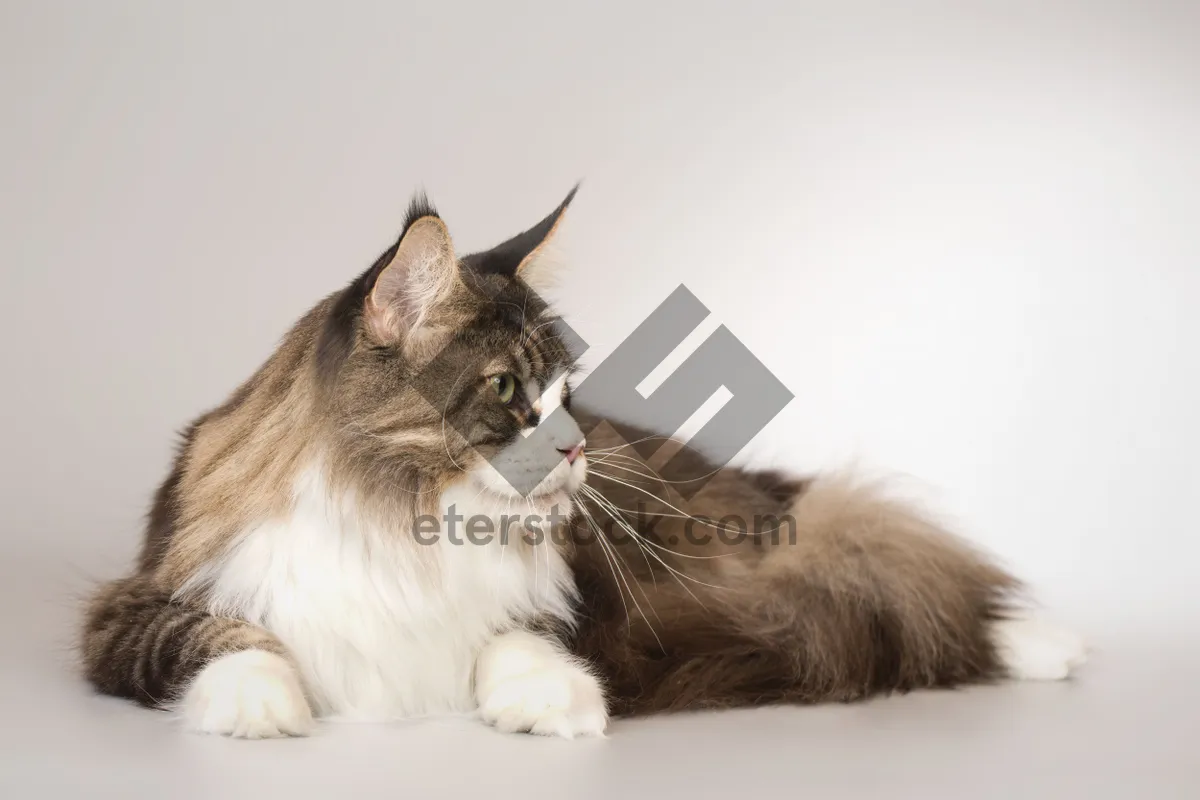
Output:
[{"xmin": 1, "ymin": 1, "xmax": 1197, "ymax": 797}]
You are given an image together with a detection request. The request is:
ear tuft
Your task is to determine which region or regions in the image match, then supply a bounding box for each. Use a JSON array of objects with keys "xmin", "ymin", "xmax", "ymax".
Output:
[{"xmin": 402, "ymin": 190, "xmax": 440, "ymax": 232}]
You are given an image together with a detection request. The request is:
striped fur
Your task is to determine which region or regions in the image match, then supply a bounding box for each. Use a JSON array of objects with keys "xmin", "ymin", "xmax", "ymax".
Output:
[
  {"xmin": 80, "ymin": 187, "xmax": 1085, "ymax": 738},
  {"xmin": 80, "ymin": 190, "xmax": 593, "ymax": 734},
  {"xmin": 82, "ymin": 576, "xmax": 290, "ymax": 707}
]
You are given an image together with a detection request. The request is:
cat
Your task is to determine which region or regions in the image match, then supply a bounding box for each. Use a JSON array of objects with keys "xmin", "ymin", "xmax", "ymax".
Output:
[{"xmin": 81, "ymin": 188, "xmax": 1086, "ymax": 739}]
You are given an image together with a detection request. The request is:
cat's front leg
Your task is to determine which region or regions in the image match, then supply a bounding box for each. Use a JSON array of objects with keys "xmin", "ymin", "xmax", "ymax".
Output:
[{"xmin": 474, "ymin": 629, "xmax": 608, "ymax": 738}]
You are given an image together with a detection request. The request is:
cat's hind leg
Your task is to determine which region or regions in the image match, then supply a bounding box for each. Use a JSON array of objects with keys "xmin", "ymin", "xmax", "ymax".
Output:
[{"xmin": 82, "ymin": 576, "xmax": 313, "ymax": 738}]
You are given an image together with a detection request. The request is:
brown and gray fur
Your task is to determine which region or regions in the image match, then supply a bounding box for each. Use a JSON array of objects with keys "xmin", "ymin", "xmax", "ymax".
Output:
[
  {"xmin": 81, "ymin": 187, "xmax": 1027, "ymax": 725},
  {"xmin": 568, "ymin": 414, "xmax": 1019, "ymax": 715}
]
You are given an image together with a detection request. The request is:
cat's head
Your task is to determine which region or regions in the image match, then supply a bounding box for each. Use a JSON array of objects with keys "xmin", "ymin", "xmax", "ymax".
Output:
[{"xmin": 315, "ymin": 188, "xmax": 587, "ymax": 520}]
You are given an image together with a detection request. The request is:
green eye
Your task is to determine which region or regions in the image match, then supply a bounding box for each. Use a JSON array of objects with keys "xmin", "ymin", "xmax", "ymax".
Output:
[{"xmin": 490, "ymin": 373, "xmax": 517, "ymax": 404}]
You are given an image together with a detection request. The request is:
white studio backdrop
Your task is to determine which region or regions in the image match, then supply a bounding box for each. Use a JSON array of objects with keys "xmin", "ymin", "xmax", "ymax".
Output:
[{"xmin": 1, "ymin": 1, "xmax": 1197, "ymax": 640}]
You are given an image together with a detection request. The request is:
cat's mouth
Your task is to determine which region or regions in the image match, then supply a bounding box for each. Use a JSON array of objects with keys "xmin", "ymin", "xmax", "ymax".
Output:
[{"xmin": 469, "ymin": 450, "xmax": 588, "ymax": 510}]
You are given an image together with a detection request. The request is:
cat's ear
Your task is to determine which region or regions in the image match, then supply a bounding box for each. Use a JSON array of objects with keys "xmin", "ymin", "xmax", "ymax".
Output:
[
  {"xmin": 365, "ymin": 196, "xmax": 459, "ymax": 344},
  {"xmin": 462, "ymin": 185, "xmax": 578, "ymax": 292}
]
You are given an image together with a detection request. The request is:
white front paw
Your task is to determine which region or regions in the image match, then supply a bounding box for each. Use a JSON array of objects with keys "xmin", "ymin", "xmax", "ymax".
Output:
[
  {"xmin": 180, "ymin": 649, "xmax": 314, "ymax": 739},
  {"xmin": 476, "ymin": 631, "xmax": 608, "ymax": 739},
  {"xmin": 993, "ymin": 616, "xmax": 1088, "ymax": 681},
  {"xmin": 479, "ymin": 664, "xmax": 608, "ymax": 738}
]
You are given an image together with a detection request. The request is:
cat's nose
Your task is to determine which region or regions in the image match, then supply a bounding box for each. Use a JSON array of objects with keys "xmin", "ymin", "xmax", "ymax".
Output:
[{"xmin": 558, "ymin": 441, "xmax": 585, "ymax": 465}]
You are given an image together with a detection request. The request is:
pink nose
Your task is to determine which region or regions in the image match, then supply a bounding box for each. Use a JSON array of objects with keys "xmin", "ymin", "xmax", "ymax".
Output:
[{"xmin": 558, "ymin": 442, "xmax": 585, "ymax": 465}]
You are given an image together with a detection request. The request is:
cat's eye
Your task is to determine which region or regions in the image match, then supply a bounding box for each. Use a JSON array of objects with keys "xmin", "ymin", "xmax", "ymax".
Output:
[{"xmin": 490, "ymin": 373, "xmax": 517, "ymax": 405}]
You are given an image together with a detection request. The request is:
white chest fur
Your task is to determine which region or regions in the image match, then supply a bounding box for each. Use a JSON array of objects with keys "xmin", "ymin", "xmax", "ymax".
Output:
[{"xmin": 194, "ymin": 465, "xmax": 577, "ymax": 720}]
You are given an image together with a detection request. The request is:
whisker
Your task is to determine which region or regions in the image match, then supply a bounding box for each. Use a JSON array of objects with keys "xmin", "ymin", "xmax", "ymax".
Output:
[
  {"xmin": 577, "ymin": 505, "xmax": 632, "ymax": 624},
  {"xmin": 579, "ymin": 502, "xmax": 665, "ymax": 651},
  {"xmin": 586, "ymin": 451, "xmax": 726, "ymax": 486},
  {"xmin": 585, "ymin": 468, "xmax": 704, "ymax": 525},
  {"xmin": 580, "ymin": 485, "xmax": 722, "ymax": 599},
  {"xmin": 587, "ymin": 467, "xmax": 793, "ymax": 538},
  {"xmin": 579, "ymin": 484, "xmax": 733, "ymax": 562},
  {"xmin": 583, "ymin": 433, "xmax": 689, "ymax": 453},
  {"xmin": 579, "ymin": 484, "xmax": 659, "ymax": 589}
]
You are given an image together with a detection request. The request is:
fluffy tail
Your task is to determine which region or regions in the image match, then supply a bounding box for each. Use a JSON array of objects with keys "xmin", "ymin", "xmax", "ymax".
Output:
[{"xmin": 570, "ymin": 476, "xmax": 1024, "ymax": 716}]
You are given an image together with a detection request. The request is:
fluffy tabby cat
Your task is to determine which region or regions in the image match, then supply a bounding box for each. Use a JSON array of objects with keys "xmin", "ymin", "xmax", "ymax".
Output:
[{"xmin": 81, "ymin": 189, "xmax": 1086, "ymax": 738}]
